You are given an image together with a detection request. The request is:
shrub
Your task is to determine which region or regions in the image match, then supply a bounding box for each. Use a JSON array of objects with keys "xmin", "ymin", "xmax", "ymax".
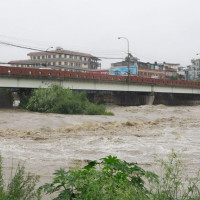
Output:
[{"xmin": 24, "ymin": 85, "xmax": 113, "ymax": 115}]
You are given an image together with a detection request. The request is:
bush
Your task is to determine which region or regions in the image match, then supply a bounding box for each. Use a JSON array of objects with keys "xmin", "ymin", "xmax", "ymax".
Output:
[
  {"xmin": 0, "ymin": 155, "xmax": 41, "ymax": 200},
  {"xmin": 24, "ymin": 85, "xmax": 113, "ymax": 115}
]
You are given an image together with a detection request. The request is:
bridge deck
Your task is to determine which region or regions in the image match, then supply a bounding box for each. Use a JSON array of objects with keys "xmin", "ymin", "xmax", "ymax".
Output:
[{"xmin": 0, "ymin": 66, "xmax": 200, "ymax": 94}]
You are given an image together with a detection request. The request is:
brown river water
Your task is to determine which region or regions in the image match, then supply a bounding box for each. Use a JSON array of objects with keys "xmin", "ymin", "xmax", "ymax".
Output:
[{"xmin": 0, "ymin": 105, "xmax": 200, "ymax": 198}]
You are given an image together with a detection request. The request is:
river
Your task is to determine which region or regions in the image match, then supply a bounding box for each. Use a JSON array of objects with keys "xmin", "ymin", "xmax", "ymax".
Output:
[{"xmin": 0, "ymin": 105, "xmax": 200, "ymax": 196}]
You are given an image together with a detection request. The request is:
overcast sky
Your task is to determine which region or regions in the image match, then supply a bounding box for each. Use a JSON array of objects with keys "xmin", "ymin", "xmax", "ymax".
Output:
[{"xmin": 0, "ymin": 0, "xmax": 200, "ymax": 68}]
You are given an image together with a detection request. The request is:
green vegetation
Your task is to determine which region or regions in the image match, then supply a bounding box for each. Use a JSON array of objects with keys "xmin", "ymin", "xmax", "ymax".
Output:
[
  {"xmin": 169, "ymin": 75, "xmax": 179, "ymax": 80},
  {"xmin": 0, "ymin": 155, "xmax": 40, "ymax": 200},
  {"xmin": 194, "ymin": 78, "xmax": 200, "ymax": 82},
  {"xmin": 20, "ymin": 85, "xmax": 113, "ymax": 115},
  {"xmin": 40, "ymin": 152, "xmax": 200, "ymax": 200},
  {"xmin": 0, "ymin": 151, "xmax": 199, "ymax": 199}
]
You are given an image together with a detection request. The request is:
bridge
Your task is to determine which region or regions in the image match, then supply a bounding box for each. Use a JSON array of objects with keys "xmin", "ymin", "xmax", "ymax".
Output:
[{"xmin": 1, "ymin": 66, "xmax": 200, "ymax": 105}]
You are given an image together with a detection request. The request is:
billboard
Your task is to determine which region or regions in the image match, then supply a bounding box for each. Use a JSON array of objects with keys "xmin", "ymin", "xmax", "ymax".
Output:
[{"xmin": 109, "ymin": 66, "xmax": 138, "ymax": 76}]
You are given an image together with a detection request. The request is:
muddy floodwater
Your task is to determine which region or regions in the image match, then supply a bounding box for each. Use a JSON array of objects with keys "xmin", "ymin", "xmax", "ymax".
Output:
[{"xmin": 0, "ymin": 105, "xmax": 200, "ymax": 187}]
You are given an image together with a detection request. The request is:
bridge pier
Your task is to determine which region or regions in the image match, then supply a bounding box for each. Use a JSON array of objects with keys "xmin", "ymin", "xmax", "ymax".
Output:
[
  {"xmin": 145, "ymin": 92, "xmax": 155, "ymax": 105},
  {"xmin": 0, "ymin": 88, "xmax": 13, "ymax": 108}
]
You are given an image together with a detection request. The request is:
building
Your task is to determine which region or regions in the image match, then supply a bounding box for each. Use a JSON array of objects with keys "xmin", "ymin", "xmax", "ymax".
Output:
[
  {"xmin": 191, "ymin": 58, "xmax": 200, "ymax": 68},
  {"xmin": 111, "ymin": 60, "xmax": 166, "ymax": 79},
  {"xmin": 111, "ymin": 60, "xmax": 181, "ymax": 80},
  {"xmin": 9, "ymin": 47, "xmax": 101, "ymax": 70},
  {"xmin": 163, "ymin": 62, "xmax": 180, "ymax": 72},
  {"xmin": 185, "ymin": 58, "xmax": 200, "ymax": 81},
  {"xmin": 185, "ymin": 65, "xmax": 198, "ymax": 81}
]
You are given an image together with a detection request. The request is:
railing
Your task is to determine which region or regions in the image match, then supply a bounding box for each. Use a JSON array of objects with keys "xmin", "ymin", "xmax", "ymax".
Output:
[{"xmin": 0, "ymin": 66, "xmax": 200, "ymax": 88}]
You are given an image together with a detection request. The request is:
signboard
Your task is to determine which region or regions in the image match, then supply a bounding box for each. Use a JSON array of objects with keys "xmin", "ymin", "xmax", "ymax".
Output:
[{"xmin": 109, "ymin": 66, "xmax": 138, "ymax": 76}]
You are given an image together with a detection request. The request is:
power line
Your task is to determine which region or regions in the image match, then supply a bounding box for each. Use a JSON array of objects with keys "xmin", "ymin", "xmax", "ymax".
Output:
[{"xmin": 0, "ymin": 40, "xmax": 123, "ymax": 60}]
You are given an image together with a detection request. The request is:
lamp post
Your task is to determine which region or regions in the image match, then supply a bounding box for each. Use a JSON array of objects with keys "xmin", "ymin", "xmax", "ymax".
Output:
[
  {"xmin": 44, "ymin": 47, "xmax": 53, "ymax": 67},
  {"xmin": 118, "ymin": 37, "xmax": 130, "ymax": 83}
]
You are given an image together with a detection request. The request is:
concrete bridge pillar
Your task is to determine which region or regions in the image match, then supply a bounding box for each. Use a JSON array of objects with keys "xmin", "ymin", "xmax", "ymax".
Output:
[{"xmin": 145, "ymin": 92, "xmax": 155, "ymax": 105}]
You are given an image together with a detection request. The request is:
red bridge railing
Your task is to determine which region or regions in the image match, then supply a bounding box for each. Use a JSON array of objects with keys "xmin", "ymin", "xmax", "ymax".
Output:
[{"xmin": 0, "ymin": 66, "xmax": 200, "ymax": 88}]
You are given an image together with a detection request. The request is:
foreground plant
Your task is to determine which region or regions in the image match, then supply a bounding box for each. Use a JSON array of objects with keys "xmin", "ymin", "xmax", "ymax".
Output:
[
  {"xmin": 40, "ymin": 155, "xmax": 158, "ymax": 200},
  {"xmin": 0, "ymin": 155, "xmax": 41, "ymax": 200},
  {"xmin": 40, "ymin": 152, "xmax": 200, "ymax": 200}
]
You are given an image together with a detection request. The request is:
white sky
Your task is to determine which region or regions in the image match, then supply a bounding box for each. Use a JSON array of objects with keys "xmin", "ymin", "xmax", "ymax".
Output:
[{"xmin": 0, "ymin": 0, "xmax": 200, "ymax": 68}]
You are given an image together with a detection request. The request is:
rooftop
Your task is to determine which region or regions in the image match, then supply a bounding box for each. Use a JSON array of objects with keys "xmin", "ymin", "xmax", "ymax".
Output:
[{"xmin": 27, "ymin": 48, "xmax": 96, "ymax": 58}]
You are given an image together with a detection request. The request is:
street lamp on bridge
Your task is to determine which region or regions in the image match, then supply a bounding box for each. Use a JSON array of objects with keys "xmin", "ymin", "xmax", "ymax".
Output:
[{"xmin": 118, "ymin": 37, "xmax": 130, "ymax": 83}]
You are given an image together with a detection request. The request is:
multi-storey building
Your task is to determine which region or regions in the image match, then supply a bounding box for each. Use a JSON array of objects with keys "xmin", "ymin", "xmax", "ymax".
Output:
[
  {"xmin": 111, "ymin": 60, "xmax": 181, "ymax": 79},
  {"xmin": 9, "ymin": 47, "xmax": 101, "ymax": 70},
  {"xmin": 191, "ymin": 58, "xmax": 200, "ymax": 68}
]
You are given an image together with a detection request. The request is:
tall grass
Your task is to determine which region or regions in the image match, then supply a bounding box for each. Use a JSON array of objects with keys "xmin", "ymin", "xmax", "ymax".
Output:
[{"xmin": 0, "ymin": 155, "xmax": 40, "ymax": 200}]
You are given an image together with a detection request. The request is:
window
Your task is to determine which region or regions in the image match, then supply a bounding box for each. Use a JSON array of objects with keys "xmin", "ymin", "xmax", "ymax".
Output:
[
  {"xmin": 37, "ymin": 56, "xmax": 40, "ymax": 59},
  {"xmin": 59, "ymin": 62, "xmax": 61, "ymax": 65},
  {"xmin": 71, "ymin": 62, "xmax": 73, "ymax": 66},
  {"xmin": 59, "ymin": 54, "xmax": 62, "ymax": 58},
  {"xmin": 42, "ymin": 56, "xmax": 45, "ymax": 59},
  {"xmin": 53, "ymin": 55, "xmax": 56, "ymax": 58},
  {"xmin": 48, "ymin": 55, "xmax": 51, "ymax": 58},
  {"xmin": 33, "ymin": 56, "xmax": 36, "ymax": 60}
]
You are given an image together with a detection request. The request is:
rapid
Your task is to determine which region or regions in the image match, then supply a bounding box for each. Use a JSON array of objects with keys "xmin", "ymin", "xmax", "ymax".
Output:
[{"xmin": 0, "ymin": 105, "xmax": 200, "ymax": 185}]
